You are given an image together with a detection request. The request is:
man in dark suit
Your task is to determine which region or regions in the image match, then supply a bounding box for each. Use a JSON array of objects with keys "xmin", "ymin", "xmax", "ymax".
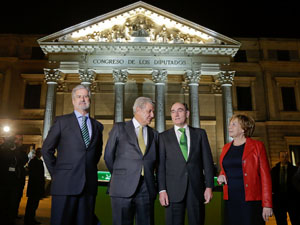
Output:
[
  {"xmin": 104, "ymin": 96, "xmax": 158, "ymax": 225},
  {"xmin": 42, "ymin": 85, "xmax": 103, "ymax": 225},
  {"xmin": 157, "ymin": 102, "xmax": 214, "ymax": 225},
  {"xmin": 14, "ymin": 134, "xmax": 28, "ymax": 220},
  {"xmin": 24, "ymin": 148, "xmax": 45, "ymax": 225},
  {"xmin": 271, "ymin": 151, "xmax": 300, "ymax": 225}
]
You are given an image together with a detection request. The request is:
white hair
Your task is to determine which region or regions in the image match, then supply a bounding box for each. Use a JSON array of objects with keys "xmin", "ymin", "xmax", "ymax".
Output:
[
  {"xmin": 72, "ymin": 85, "xmax": 91, "ymax": 99},
  {"xmin": 133, "ymin": 97, "xmax": 155, "ymax": 114}
]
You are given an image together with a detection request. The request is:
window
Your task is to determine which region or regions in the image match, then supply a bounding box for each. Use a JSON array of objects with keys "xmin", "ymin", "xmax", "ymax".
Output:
[
  {"xmin": 281, "ymin": 87, "xmax": 297, "ymax": 111},
  {"xmin": 289, "ymin": 145, "xmax": 300, "ymax": 166},
  {"xmin": 236, "ymin": 86, "xmax": 252, "ymax": 111},
  {"xmin": 24, "ymin": 84, "xmax": 41, "ymax": 109},
  {"xmin": 31, "ymin": 47, "xmax": 45, "ymax": 59},
  {"xmin": 277, "ymin": 50, "xmax": 290, "ymax": 61},
  {"xmin": 233, "ymin": 50, "xmax": 247, "ymax": 62}
]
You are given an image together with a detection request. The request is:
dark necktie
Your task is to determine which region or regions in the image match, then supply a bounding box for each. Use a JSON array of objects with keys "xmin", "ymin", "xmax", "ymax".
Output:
[
  {"xmin": 81, "ymin": 116, "xmax": 90, "ymax": 148},
  {"xmin": 178, "ymin": 128, "xmax": 188, "ymax": 161}
]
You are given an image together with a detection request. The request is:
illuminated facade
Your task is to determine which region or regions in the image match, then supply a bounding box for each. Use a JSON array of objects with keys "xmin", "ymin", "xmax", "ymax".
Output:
[{"xmin": 0, "ymin": 2, "xmax": 299, "ymax": 170}]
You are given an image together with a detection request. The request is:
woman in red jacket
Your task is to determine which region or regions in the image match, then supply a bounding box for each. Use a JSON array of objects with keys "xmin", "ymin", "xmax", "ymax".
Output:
[{"xmin": 217, "ymin": 114, "xmax": 273, "ymax": 225}]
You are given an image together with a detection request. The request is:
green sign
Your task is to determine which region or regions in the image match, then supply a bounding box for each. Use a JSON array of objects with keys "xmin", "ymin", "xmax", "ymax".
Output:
[{"xmin": 98, "ymin": 171, "xmax": 111, "ymax": 182}]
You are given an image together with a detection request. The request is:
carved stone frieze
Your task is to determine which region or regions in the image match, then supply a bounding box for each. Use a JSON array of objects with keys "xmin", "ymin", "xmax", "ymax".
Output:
[
  {"xmin": 58, "ymin": 13, "xmax": 218, "ymax": 45},
  {"xmin": 40, "ymin": 44, "xmax": 239, "ymax": 57}
]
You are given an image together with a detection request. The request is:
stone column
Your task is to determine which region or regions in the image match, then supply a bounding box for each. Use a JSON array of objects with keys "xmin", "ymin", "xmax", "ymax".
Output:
[
  {"xmin": 217, "ymin": 71, "xmax": 235, "ymax": 144},
  {"xmin": 43, "ymin": 68, "xmax": 61, "ymax": 140},
  {"xmin": 113, "ymin": 69, "xmax": 128, "ymax": 123},
  {"xmin": 185, "ymin": 70, "xmax": 201, "ymax": 128},
  {"xmin": 152, "ymin": 69, "xmax": 167, "ymax": 133},
  {"xmin": 78, "ymin": 68, "xmax": 96, "ymax": 88}
]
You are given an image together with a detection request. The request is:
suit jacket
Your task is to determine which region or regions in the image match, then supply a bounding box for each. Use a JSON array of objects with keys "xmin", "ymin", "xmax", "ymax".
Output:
[
  {"xmin": 104, "ymin": 120, "xmax": 158, "ymax": 199},
  {"xmin": 42, "ymin": 112, "xmax": 103, "ymax": 196},
  {"xmin": 219, "ymin": 138, "xmax": 272, "ymax": 208},
  {"xmin": 157, "ymin": 126, "xmax": 214, "ymax": 203},
  {"xmin": 26, "ymin": 157, "xmax": 45, "ymax": 198},
  {"xmin": 271, "ymin": 162, "xmax": 299, "ymax": 197}
]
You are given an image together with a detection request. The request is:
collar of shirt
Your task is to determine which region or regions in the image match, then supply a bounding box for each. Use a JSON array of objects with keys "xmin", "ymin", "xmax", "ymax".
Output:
[
  {"xmin": 74, "ymin": 110, "xmax": 92, "ymax": 138},
  {"xmin": 74, "ymin": 110, "xmax": 90, "ymax": 120},
  {"xmin": 132, "ymin": 117, "xmax": 148, "ymax": 145}
]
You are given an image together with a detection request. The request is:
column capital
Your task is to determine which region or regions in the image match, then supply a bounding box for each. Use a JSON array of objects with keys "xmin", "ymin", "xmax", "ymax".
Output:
[
  {"xmin": 185, "ymin": 70, "xmax": 201, "ymax": 85},
  {"xmin": 44, "ymin": 68, "xmax": 61, "ymax": 84},
  {"xmin": 79, "ymin": 68, "xmax": 96, "ymax": 84},
  {"xmin": 217, "ymin": 71, "xmax": 235, "ymax": 86},
  {"xmin": 113, "ymin": 69, "xmax": 128, "ymax": 84},
  {"xmin": 152, "ymin": 69, "xmax": 168, "ymax": 84}
]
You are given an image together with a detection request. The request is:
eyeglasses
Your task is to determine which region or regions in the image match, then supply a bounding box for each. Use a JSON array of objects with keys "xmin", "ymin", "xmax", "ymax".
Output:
[{"xmin": 170, "ymin": 108, "xmax": 186, "ymax": 114}]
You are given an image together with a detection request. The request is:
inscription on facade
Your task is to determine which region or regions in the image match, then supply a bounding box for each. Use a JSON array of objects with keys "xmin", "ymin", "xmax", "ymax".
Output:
[{"xmin": 89, "ymin": 56, "xmax": 191, "ymax": 68}]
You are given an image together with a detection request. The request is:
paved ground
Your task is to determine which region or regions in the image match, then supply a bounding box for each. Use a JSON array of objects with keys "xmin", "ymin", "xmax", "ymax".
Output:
[{"xmin": 15, "ymin": 181, "xmax": 288, "ymax": 225}]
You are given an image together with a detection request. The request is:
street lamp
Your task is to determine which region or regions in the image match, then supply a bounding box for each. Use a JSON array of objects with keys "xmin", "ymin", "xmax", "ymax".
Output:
[{"xmin": 3, "ymin": 125, "xmax": 10, "ymax": 133}]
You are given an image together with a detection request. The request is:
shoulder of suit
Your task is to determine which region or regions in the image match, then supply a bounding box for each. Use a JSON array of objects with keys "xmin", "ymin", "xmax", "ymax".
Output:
[
  {"xmin": 159, "ymin": 128, "xmax": 173, "ymax": 136},
  {"xmin": 188, "ymin": 126, "xmax": 206, "ymax": 133},
  {"xmin": 90, "ymin": 117, "xmax": 103, "ymax": 126},
  {"xmin": 54, "ymin": 113, "xmax": 74, "ymax": 120}
]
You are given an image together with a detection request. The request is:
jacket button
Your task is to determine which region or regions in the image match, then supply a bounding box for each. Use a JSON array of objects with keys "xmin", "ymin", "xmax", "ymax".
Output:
[
  {"xmin": 245, "ymin": 184, "xmax": 248, "ymax": 187},
  {"xmin": 244, "ymin": 173, "xmax": 247, "ymax": 176},
  {"xmin": 242, "ymin": 160, "xmax": 246, "ymax": 164}
]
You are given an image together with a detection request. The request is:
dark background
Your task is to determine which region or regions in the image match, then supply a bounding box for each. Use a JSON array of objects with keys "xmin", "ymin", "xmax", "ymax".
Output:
[{"xmin": 1, "ymin": 0, "xmax": 299, "ymax": 38}]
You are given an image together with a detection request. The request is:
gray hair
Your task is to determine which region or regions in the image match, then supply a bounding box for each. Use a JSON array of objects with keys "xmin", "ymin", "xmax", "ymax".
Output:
[
  {"xmin": 133, "ymin": 97, "xmax": 155, "ymax": 114},
  {"xmin": 72, "ymin": 85, "xmax": 91, "ymax": 99}
]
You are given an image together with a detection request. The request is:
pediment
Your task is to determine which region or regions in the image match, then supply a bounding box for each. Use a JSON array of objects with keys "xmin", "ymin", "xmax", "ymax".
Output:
[{"xmin": 38, "ymin": 1, "xmax": 240, "ymax": 46}]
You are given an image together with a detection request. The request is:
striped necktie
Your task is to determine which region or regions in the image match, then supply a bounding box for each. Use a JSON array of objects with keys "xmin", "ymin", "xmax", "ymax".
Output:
[{"xmin": 81, "ymin": 116, "xmax": 90, "ymax": 148}]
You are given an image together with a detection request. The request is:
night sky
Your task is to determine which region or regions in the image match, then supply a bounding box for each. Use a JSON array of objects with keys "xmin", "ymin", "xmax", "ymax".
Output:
[{"xmin": 1, "ymin": 0, "xmax": 299, "ymax": 39}]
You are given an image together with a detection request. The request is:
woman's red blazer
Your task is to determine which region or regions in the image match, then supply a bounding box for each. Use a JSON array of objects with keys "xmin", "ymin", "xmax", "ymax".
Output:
[{"xmin": 219, "ymin": 138, "xmax": 272, "ymax": 208}]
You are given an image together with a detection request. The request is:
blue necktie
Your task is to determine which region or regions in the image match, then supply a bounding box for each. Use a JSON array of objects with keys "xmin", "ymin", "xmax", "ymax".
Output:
[{"xmin": 81, "ymin": 116, "xmax": 90, "ymax": 148}]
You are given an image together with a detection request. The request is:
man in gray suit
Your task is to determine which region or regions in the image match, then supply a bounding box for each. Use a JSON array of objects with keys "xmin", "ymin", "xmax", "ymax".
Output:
[
  {"xmin": 42, "ymin": 85, "xmax": 103, "ymax": 225},
  {"xmin": 104, "ymin": 97, "xmax": 158, "ymax": 225},
  {"xmin": 158, "ymin": 102, "xmax": 214, "ymax": 225}
]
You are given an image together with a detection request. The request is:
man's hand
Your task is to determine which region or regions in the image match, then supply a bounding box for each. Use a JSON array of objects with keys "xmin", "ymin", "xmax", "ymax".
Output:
[
  {"xmin": 159, "ymin": 191, "xmax": 169, "ymax": 206},
  {"xmin": 204, "ymin": 188, "xmax": 213, "ymax": 204}
]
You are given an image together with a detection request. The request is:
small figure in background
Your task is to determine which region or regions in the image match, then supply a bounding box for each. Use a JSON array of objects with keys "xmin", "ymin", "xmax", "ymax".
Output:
[
  {"xmin": 271, "ymin": 151, "xmax": 300, "ymax": 225},
  {"xmin": 14, "ymin": 134, "xmax": 28, "ymax": 220},
  {"xmin": 24, "ymin": 148, "xmax": 45, "ymax": 225}
]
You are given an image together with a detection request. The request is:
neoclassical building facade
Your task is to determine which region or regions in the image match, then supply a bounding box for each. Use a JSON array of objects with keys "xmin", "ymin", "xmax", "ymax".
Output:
[{"xmin": 0, "ymin": 2, "xmax": 300, "ymax": 170}]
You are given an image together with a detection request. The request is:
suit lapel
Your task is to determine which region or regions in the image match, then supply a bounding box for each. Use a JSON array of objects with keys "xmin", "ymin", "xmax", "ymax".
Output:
[
  {"xmin": 88, "ymin": 118, "xmax": 97, "ymax": 149},
  {"xmin": 125, "ymin": 120, "xmax": 142, "ymax": 155},
  {"xmin": 70, "ymin": 113, "xmax": 86, "ymax": 148},
  {"xmin": 188, "ymin": 126, "xmax": 197, "ymax": 162},
  {"xmin": 169, "ymin": 128, "xmax": 187, "ymax": 162},
  {"xmin": 144, "ymin": 126, "xmax": 153, "ymax": 155}
]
